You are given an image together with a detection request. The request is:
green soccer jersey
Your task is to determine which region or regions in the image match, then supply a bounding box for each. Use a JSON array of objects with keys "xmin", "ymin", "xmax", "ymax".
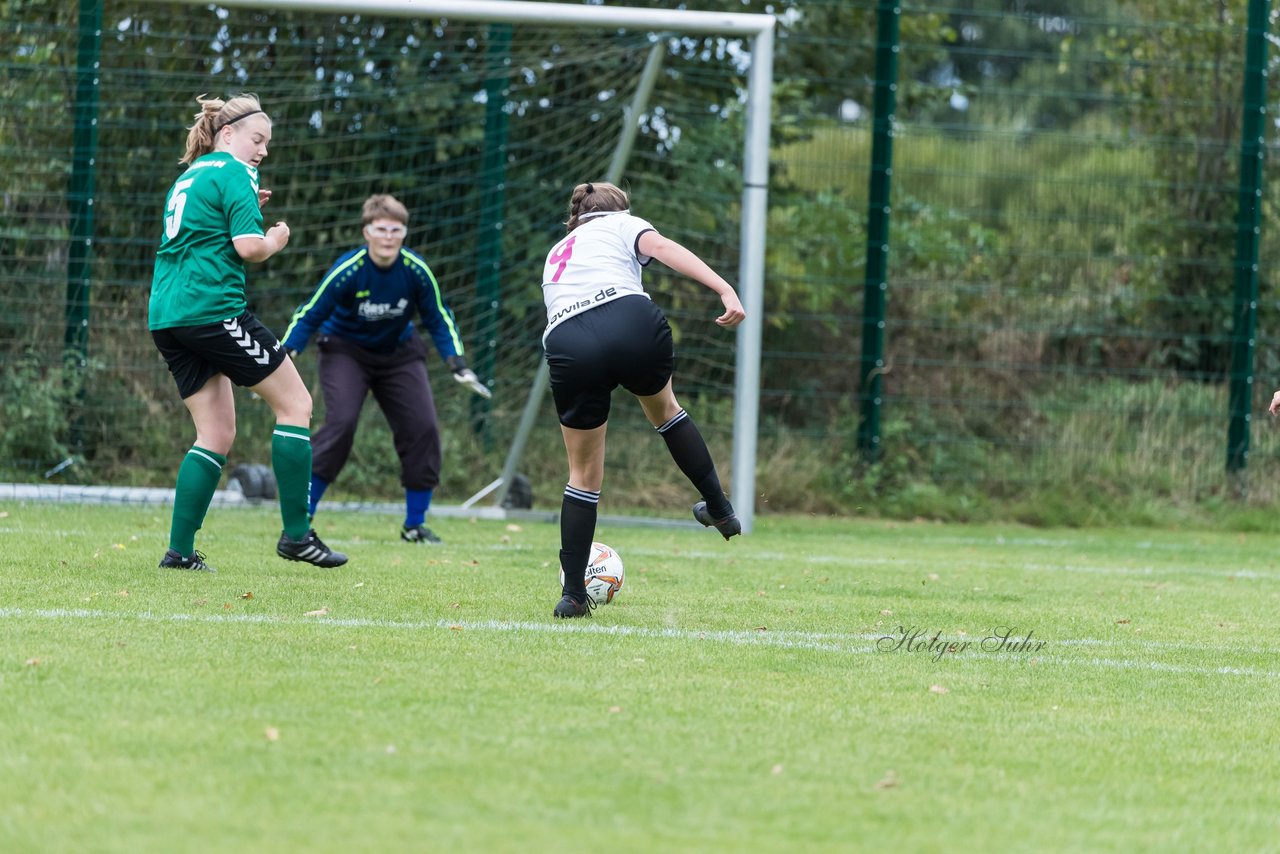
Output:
[{"xmin": 148, "ymin": 151, "xmax": 266, "ymax": 330}]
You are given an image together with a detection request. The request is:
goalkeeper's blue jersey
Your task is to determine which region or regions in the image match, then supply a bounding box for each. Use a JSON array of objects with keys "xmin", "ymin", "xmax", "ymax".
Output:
[{"xmin": 282, "ymin": 246, "xmax": 464, "ymax": 360}]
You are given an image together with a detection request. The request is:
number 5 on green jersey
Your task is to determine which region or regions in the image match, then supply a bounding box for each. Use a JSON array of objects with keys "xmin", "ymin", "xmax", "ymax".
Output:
[{"xmin": 165, "ymin": 177, "xmax": 196, "ymax": 241}]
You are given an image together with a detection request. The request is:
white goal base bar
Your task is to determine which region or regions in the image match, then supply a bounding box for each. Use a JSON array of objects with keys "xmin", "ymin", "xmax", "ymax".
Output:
[{"xmin": 0, "ymin": 482, "xmax": 702, "ymax": 530}]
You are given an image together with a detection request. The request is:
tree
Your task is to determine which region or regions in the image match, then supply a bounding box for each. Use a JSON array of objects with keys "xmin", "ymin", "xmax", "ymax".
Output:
[{"xmin": 1089, "ymin": 0, "xmax": 1247, "ymax": 376}]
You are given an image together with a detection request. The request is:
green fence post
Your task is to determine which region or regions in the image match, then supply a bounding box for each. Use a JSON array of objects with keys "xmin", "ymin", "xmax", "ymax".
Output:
[
  {"xmin": 65, "ymin": 0, "xmax": 103, "ymax": 452},
  {"xmin": 1226, "ymin": 0, "xmax": 1271, "ymax": 486},
  {"xmin": 857, "ymin": 0, "xmax": 900, "ymax": 462}
]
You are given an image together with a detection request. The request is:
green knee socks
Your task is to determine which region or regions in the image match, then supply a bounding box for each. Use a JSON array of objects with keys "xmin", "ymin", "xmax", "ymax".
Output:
[
  {"xmin": 272, "ymin": 424, "xmax": 313, "ymax": 541},
  {"xmin": 169, "ymin": 447, "xmax": 227, "ymax": 556}
]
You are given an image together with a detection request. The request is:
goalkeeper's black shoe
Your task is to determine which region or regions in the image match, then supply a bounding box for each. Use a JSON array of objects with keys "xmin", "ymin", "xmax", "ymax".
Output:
[
  {"xmin": 401, "ymin": 524, "xmax": 442, "ymax": 544},
  {"xmin": 277, "ymin": 529, "xmax": 348, "ymax": 568},
  {"xmin": 159, "ymin": 549, "xmax": 216, "ymax": 573},
  {"xmin": 693, "ymin": 501, "xmax": 742, "ymax": 541},
  {"xmin": 553, "ymin": 592, "xmax": 595, "ymax": 619}
]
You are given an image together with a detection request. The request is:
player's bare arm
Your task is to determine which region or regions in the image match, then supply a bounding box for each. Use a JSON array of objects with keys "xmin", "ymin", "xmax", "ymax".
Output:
[
  {"xmin": 234, "ymin": 221, "xmax": 290, "ymax": 263},
  {"xmin": 637, "ymin": 231, "xmax": 745, "ymax": 329}
]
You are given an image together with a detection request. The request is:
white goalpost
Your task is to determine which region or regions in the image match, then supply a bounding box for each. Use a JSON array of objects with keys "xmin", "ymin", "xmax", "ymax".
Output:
[{"xmin": 148, "ymin": 0, "xmax": 775, "ymax": 534}]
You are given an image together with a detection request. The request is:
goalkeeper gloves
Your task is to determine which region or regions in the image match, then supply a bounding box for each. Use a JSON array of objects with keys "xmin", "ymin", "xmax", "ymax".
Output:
[{"xmin": 446, "ymin": 355, "xmax": 492, "ymax": 399}]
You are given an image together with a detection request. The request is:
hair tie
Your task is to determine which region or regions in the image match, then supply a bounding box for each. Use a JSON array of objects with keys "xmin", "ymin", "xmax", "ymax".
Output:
[
  {"xmin": 585, "ymin": 183, "xmax": 594, "ymax": 194},
  {"xmin": 217, "ymin": 109, "xmax": 264, "ymax": 131}
]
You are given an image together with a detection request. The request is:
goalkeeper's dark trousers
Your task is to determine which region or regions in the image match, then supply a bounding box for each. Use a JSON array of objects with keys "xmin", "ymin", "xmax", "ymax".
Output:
[{"xmin": 311, "ymin": 334, "xmax": 442, "ymax": 491}]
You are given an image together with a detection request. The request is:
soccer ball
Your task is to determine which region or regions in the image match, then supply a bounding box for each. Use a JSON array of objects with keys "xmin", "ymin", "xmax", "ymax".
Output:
[{"xmin": 560, "ymin": 542, "xmax": 625, "ymax": 606}]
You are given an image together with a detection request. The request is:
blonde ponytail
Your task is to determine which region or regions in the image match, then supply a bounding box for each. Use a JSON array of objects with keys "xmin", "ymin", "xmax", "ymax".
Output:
[{"xmin": 178, "ymin": 94, "xmax": 266, "ymax": 165}]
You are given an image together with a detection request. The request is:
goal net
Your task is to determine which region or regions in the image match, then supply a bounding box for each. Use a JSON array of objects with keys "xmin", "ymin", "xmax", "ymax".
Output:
[{"xmin": 1, "ymin": 0, "xmax": 771, "ymax": 528}]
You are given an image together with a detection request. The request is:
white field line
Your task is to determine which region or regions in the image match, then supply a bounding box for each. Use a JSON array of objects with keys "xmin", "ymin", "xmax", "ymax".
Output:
[
  {"xmin": 1, "ymin": 607, "xmax": 1276, "ymax": 679},
  {"xmin": 494, "ymin": 543, "xmax": 1276, "ymax": 581},
  {"xmin": 7, "ymin": 532, "xmax": 1263, "ymax": 581},
  {"xmin": 2, "ymin": 605, "xmax": 1273, "ymax": 655},
  {"xmin": 616, "ymin": 531, "xmax": 1232, "ymax": 554},
  {"xmin": 0, "ymin": 530, "xmax": 1270, "ymax": 580},
  {"xmin": 856, "ymin": 534, "xmax": 1179, "ymax": 552},
  {"xmin": 5, "ymin": 606, "xmax": 1271, "ymax": 655}
]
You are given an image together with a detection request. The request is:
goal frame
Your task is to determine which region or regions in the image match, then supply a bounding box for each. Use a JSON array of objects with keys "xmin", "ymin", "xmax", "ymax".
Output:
[{"xmin": 153, "ymin": 0, "xmax": 775, "ymax": 533}]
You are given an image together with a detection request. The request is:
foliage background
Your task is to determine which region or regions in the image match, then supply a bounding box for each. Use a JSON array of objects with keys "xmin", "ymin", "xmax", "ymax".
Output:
[{"xmin": 4, "ymin": 0, "xmax": 1280, "ymax": 525}]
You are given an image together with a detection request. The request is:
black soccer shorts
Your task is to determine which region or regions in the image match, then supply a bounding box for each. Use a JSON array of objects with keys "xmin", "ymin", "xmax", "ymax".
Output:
[
  {"xmin": 544, "ymin": 294, "xmax": 675, "ymax": 430},
  {"xmin": 152, "ymin": 310, "xmax": 288, "ymax": 399}
]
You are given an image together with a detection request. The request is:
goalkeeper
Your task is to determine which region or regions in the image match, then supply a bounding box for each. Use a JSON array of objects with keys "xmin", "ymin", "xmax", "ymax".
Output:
[{"xmin": 281, "ymin": 194, "xmax": 489, "ymax": 544}]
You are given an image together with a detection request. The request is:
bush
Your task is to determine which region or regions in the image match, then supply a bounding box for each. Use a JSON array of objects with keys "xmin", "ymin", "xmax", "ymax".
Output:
[{"xmin": 0, "ymin": 351, "xmax": 86, "ymax": 476}]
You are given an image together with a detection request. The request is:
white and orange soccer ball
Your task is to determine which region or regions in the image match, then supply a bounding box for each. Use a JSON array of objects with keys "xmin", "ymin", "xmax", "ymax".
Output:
[{"xmin": 560, "ymin": 542, "xmax": 625, "ymax": 606}]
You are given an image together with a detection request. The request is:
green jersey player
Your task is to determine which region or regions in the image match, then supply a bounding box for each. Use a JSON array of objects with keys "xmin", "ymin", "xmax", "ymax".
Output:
[{"xmin": 149, "ymin": 94, "xmax": 346, "ymax": 572}]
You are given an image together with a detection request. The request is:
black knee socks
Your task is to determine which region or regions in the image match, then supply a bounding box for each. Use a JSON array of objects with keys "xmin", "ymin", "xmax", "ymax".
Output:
[
  {"xmin": 559, "ymin": 485, "xmax": 599, "ymax": 598},
  {"xmin": 657, "ymin": 410, "xmax": 733, "ymax": 519}
]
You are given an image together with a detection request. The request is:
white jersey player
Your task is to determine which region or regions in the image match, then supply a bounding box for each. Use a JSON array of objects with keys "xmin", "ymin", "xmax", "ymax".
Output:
[
  {"xmin": 542, "ymin": 208, "xmax": 654, "ymax": 341},
  {"xmin": 539, "ymin": 181, "xmax": 746, "ymax": 619}
]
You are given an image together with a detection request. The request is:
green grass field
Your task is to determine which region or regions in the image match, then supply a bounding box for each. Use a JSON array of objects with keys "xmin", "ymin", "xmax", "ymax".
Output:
[{"xmin": 2, "ymin": 502, "xmax": 1277, "ymax": 852}]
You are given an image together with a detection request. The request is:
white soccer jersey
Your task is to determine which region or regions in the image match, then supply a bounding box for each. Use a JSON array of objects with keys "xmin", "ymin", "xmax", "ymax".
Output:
[{"xmin": 541, "ymin": 210, "xmax": 656, "ymax": 340}]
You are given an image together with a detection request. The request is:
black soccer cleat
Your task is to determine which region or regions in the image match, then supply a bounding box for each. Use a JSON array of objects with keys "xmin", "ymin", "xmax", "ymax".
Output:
[
  {"xmin": 401, "ymin": 524, "xmax": 442, "ymax": 545},
  {"xmin": 553, "ymin": 592, "xmax": 595, "ymax": 619},
  {"xmin": 159, "ymin": 548, "xmax": 217, "ymax": 573},
  {"xmin": 277, "ymin": 529, "xmax": 348, "ymax": 568},
  {"xmin": 693, "ymin": 501, "xmax": 742, "ymax": 541}
]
